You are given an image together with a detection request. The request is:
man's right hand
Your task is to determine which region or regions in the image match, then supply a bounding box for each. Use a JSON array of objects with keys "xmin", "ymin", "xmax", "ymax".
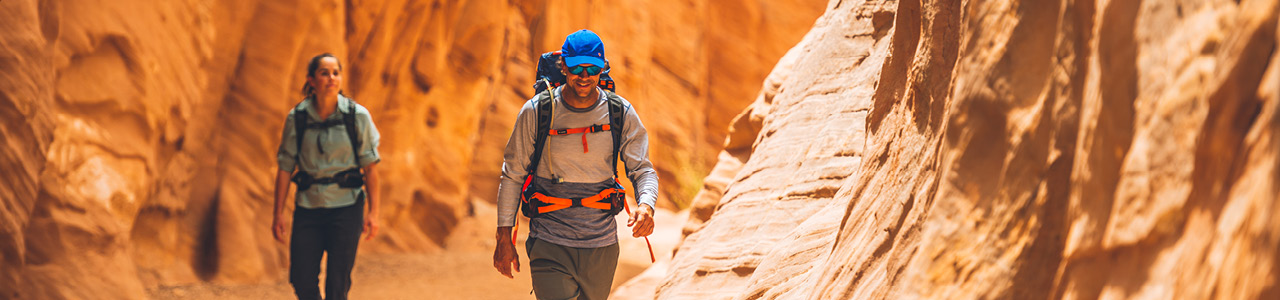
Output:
[{"xmin": 493, "ymin": 227, "xmax": 521, "ymax": 278}]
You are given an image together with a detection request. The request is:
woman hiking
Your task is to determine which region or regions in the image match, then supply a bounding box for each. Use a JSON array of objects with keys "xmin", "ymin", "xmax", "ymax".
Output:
[{"xmin": 271, "ymin": 53, "xmax": 382, "ymax": 300}]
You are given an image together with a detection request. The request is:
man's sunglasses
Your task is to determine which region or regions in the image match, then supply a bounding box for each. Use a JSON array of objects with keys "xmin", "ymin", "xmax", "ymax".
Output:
[{"xmin": 568, "ymin": 65, "xmax": 603, "ymax": 76}]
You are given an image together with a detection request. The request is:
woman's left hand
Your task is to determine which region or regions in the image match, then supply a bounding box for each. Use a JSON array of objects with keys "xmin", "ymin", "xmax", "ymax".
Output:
[{"xmin": 363, "ymin": 212, "xmax": 379, "ymax": 241}]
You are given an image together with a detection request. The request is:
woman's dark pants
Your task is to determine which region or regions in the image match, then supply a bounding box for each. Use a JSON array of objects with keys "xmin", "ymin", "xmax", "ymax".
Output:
[{"xmin": 289, "ymin": 196, "xmax": 364, "ymax": 300}]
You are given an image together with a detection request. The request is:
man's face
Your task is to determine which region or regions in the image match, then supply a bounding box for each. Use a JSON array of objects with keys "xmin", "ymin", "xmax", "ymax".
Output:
[{"xmin": 564, "ymin": 63, "xmax": 602, "ymax": 98}]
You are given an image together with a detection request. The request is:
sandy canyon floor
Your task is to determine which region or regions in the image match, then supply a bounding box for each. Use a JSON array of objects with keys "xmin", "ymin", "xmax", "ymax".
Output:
[{"xmin": 147, "ymin": 201, "xmax": 681, "ymax": 299}]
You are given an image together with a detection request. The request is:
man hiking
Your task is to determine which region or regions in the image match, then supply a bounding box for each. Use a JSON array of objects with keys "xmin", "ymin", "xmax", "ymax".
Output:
[{"xmin": 492, "ymin": 29, "xmax": 658, "ymax": 300}]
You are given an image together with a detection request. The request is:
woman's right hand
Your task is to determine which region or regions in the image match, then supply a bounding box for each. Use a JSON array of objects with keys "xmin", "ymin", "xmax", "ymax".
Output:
[
  {"xmin": 273, "ymin": 215, "xmax": 287, "ymax": 244},
  {"xmin": 272, "ymin": 169, "xmax": 293, "ymax": 245}
]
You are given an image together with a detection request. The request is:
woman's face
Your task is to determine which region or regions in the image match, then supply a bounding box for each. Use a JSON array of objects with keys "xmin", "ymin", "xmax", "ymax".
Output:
[{"xmin": 308, "ymin": 57, "xmax": 342, "ymax": 98}]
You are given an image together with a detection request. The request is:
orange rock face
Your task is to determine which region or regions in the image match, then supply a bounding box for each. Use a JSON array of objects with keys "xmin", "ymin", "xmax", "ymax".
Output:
[
  {"xmin": 0, "ymin": 0, "xmax": 823, "ymax": 299},
  {"xmin": 624, "ymin": 0, "xmax": 1280, "ymax": 299}
]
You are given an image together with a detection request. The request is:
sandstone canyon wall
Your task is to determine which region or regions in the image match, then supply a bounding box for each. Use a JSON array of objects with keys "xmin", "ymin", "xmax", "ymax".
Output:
[
  {"xmin": 0, "ymin": 0, "xmax": 824, "ymax": 299},
  {"xmin": 620, "ymin": 0, "xmax": 1280, "ymax": 299}
]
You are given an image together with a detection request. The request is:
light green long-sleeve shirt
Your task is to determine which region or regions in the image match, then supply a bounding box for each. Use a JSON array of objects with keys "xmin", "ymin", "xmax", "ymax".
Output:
[{"xmin": 277, "ymin": 95, "xmax": 381, "ymax": 209}]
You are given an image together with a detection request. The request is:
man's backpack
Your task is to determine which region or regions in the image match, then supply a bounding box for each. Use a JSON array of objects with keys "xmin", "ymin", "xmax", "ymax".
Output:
[
  {"xmin": 519, "ymin": 51, "xmax": 626, "ymax": 219},
  {"xmin": 291, "ymin": 98, "xmax": 365, "ymax": 191},
  {"xmin": 516, "ymin": 52, "xmax": 658, "ymax": 262}
]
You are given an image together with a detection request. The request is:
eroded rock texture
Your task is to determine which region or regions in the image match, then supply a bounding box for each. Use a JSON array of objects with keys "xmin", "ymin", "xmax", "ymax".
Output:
[
  {"xmin": 0, "ymin": 0, "xmax": 823, "ymax": 298},
  {"xmin": 621, "ymin": 0, "xmax": 1280, "ymax": 299}
]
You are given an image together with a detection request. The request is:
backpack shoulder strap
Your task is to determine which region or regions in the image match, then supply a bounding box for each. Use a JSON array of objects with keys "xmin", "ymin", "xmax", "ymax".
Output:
[
  {"xmin": 342, "ymin": 97, "xmax": 362, "ymax": 167},
  {"xmin": 604, "ymin": 91, "xmax": 626, "ymax": 175},
  {"xmin": 294, "ymin": 102, "xmax": 309, "ymax": 164},
  {"xmin": 525, "ymin": 90, "xmax": 555, "ymax": 175}
]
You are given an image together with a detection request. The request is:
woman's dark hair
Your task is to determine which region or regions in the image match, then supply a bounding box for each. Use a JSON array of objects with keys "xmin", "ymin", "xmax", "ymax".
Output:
[{"xmin": 301, "ymin": 53, "xmax": 344, "ymax": 98}]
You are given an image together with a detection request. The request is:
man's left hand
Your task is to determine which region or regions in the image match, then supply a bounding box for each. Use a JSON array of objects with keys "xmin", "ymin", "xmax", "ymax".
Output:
[{"xmin": 627, "ymin": 204, "xmax": 654, "ymax": 237}]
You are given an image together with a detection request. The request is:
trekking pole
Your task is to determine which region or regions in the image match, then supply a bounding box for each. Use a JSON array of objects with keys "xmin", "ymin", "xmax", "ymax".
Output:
[{"xmin": 643, "ymin": 237, "xmax": 655, "ymax": 263}]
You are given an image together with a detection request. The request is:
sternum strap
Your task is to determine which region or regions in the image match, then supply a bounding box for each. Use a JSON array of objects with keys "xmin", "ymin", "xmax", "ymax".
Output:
[{"xmin": 549, "ymin": 124, "xmax": 610, "ymax": 153}]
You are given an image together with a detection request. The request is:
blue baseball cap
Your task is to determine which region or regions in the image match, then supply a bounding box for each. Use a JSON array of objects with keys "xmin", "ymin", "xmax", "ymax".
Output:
[{"xmin": 561, "ymin": 29, "xmax": 606, "ymax": 68}]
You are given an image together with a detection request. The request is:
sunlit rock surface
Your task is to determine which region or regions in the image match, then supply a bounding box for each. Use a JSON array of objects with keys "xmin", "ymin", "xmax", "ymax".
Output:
[
  {"xmin": 618, "ymin": 0, "xmax": 1280, "ymax": 299},
  {"xmin": 0, "ymin": 0, "xmax": 823, "ymax": 298}
]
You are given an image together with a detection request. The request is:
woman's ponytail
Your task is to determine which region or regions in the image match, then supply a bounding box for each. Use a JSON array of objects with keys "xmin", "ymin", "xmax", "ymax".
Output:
[{"xmin": 301, "ymin": 82, "xmax": 312, "ymax": 99}]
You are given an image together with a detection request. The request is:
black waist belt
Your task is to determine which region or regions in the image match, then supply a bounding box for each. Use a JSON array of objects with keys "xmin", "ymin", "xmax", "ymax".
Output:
[
  {"xmin": 293, "ymin": 167, "xmax": 364, "ymax": 191},
  {"xmin": 311, "ymin": 174, "xmax": 347, "ymax": 184}
]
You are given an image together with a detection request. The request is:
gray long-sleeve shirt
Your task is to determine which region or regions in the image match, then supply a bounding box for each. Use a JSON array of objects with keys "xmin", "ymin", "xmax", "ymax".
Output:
[{"xmin": 497, "ymin": 86, "xmax": 658, "ymax": 248}]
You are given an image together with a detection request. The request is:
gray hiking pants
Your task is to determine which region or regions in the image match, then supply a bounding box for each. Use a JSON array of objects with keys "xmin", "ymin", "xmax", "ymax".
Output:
[{"xmin": 526, "ymin": 238, "xmax": 620, "ymax": 300}]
